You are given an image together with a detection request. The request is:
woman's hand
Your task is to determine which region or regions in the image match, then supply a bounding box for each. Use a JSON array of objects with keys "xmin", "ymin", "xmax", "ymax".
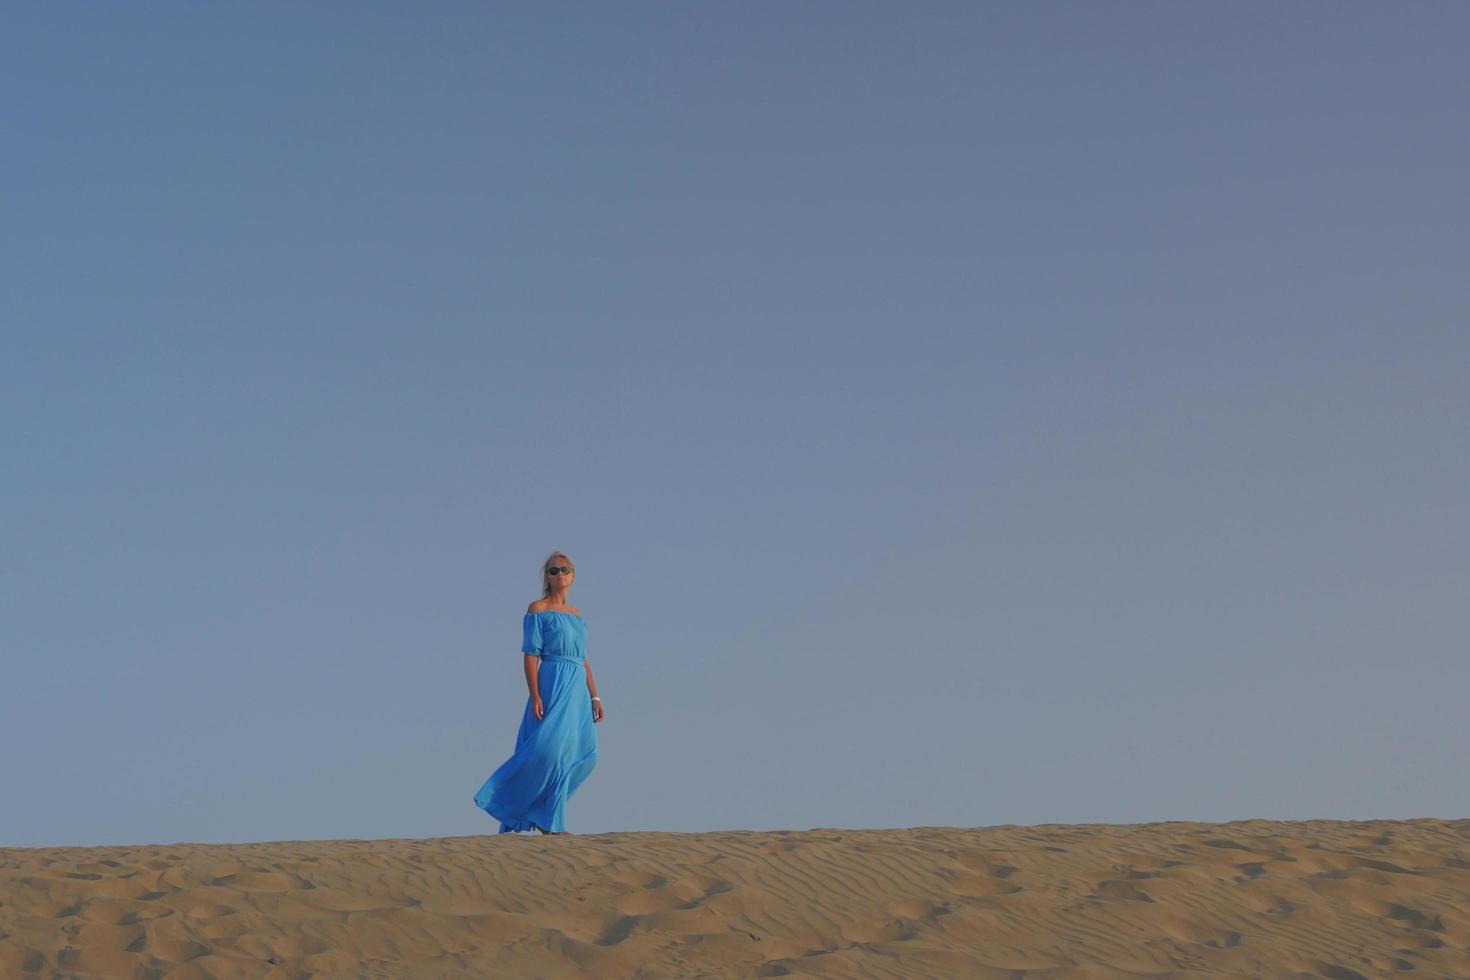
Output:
[
  {"xmin": 592, "ymin": 699, "xmax": 604, "ymax": 723},
  {"xmin": 532, "ymin": 696, "xmax": 545, "ymax": 720}
]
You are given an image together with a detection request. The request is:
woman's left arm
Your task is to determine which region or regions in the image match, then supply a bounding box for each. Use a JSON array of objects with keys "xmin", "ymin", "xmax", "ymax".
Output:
[{"xmin": 584, "ymin": 661, "xmax": 604, "ymax": 721}]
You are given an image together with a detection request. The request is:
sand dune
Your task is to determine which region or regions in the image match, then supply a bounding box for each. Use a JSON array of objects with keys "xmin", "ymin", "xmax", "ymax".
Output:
[{"xmin": 3, "ymin": 819, "xmax": 1468, "ymax": 978}]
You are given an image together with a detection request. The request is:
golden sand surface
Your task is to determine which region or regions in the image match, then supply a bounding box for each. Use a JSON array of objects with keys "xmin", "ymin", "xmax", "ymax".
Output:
[{"xmin": 2, "ymin": 819, "xmax": 1468, "ymax": 978}]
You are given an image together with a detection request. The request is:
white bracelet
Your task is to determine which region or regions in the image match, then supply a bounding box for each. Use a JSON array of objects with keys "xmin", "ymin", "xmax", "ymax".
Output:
[{"xmin": 591, "ymin": 696, "xmax": 601, "ymax": 702}]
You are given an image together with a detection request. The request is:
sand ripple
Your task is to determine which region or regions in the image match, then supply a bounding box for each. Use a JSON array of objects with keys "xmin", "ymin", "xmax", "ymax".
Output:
[{"xmin": 2, "ymin": 819, "xmax": 1468, "ymax": 978}]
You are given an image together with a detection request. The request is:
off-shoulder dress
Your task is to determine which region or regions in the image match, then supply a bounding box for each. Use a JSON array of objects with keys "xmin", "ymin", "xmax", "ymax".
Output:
[{"xmin": 473, "ymin": 610, "xmax": 598, "ymax": 833}]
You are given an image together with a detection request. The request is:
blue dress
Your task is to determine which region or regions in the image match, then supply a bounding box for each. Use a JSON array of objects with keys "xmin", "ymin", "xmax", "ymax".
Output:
[{"xmin": 473, "ymin": 610, "xmax": 598, "ymax": 833}]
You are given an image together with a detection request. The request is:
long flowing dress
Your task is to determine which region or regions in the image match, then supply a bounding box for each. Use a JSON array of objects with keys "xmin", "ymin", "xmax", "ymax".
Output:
[{"xmin": 473, "ymin": 610, "xmax": 598, "ymax": 833}]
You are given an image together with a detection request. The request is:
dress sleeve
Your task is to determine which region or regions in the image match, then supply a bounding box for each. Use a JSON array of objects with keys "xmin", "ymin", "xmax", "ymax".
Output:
[{"xmin": 521, "ymin": 613, "xmax": 543, "ymax": 655}]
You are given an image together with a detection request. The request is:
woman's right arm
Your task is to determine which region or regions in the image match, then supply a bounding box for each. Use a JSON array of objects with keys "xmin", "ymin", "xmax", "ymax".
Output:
[{"xmin": 523, "ymin": 655, "xmax": 544, "ymax": 717}]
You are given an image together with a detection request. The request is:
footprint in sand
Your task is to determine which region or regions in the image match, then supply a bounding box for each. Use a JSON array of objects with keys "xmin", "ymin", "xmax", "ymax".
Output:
[
  {"xmin": 208, "ymin": 870, "xmax": 311, "ymax": 892},
  {"xmin": 1235, "ymin": 861, "xmax": 1267, "ymax": 881},
  {"xmin": 1090, "ymin": 880, "xmax": 1155, "ymax": 902}
]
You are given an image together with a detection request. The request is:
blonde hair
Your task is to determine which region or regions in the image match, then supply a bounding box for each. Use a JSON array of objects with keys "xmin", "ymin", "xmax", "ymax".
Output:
[{"xmin": 541, "ymin": 551, "xmax": 576, "ymax": 598}]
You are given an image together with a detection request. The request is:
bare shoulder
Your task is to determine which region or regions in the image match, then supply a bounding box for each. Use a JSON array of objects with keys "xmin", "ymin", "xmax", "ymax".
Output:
[{"xmin": 526, "ymin": 600, "xmax": 583, "ymax": 616}]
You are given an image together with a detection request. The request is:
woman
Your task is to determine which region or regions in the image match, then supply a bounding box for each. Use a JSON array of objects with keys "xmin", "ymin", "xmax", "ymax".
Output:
[{"xmin": 473, "ymin": 551, "xmax": 603, "ymax": 835}]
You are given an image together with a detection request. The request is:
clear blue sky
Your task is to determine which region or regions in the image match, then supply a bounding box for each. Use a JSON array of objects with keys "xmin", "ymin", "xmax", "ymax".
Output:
[{"xmin": 3, "ymin": 3, "xmax": 1466, "ymax": 848}]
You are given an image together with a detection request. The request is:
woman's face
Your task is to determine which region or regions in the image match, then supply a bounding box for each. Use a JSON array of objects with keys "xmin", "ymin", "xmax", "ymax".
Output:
[{"xmin": 545, "ymin": 560, "xmax": 574, "ymax": 591}]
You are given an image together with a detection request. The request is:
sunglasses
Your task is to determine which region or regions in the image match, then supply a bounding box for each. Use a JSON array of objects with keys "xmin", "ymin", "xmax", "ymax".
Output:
[{"xmin": 546, "ymin": 566, "xmax": 572, "ymax": 576}]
